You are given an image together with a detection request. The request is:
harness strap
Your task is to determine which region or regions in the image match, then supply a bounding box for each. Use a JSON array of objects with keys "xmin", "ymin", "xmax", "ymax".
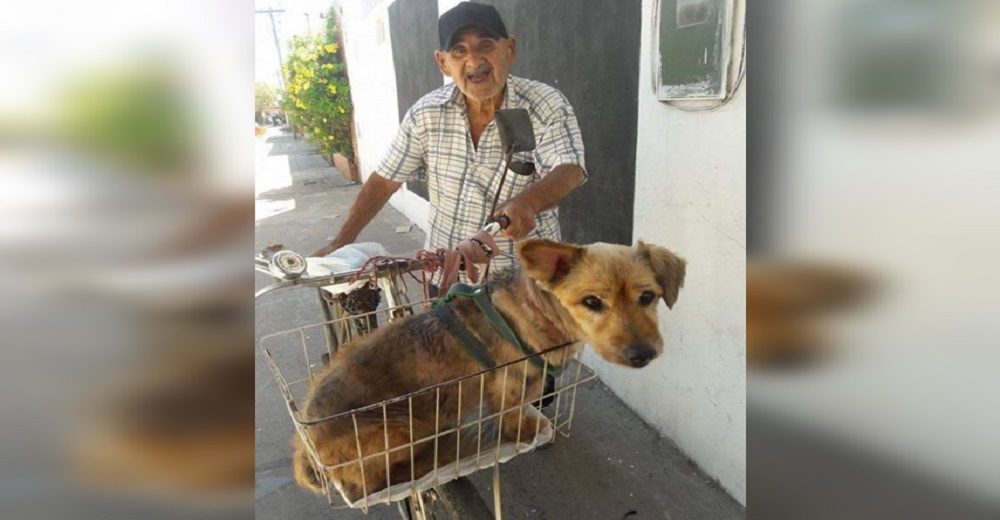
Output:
[
  {"xmin": 432, "ymin": 301, "xmax": 496, "ymax": 369},
  {"xmin": 438, "ymin": 283, "xmax": 563, "ymax": 375}
]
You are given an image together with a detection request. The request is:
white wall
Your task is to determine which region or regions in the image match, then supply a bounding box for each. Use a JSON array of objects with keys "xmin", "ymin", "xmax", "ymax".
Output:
[
  {"xmin": 341, "ymin": 0, "xmax": 473, "ymax": 235},
  {"xmin": 582, "ymin": 0, "xmax": 747, "ymax": 505},
  {"xmin": 341, "ymin": 0, "xmax": 430, "ymax": 234}
]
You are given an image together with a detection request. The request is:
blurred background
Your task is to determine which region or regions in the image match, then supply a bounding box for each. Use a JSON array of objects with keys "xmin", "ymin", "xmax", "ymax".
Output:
[
  {"xmin": 3, "ymin": 0, "xmax": 1000, "ymax": 518},
  {"xmin": 749, "ymin": 0, "xmax": 1000, "ymax": 518},
  {"xmin": 0, "ymin": 1, "xmax": 253, "ymax": 519}
]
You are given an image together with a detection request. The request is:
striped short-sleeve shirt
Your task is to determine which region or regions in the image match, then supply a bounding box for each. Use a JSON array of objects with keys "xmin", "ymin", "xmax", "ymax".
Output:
[{"xmin": 375, "ymin": 75, "xmax": 587, "ymax": 273}]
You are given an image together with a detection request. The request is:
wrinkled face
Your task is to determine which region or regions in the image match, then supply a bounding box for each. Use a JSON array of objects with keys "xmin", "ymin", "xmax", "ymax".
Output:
[
  {"xmin": 435, "ymin": 28, "xmax": 516, "ymax": 103},
  {"xmin": 518, "ymin": 241, "xmax": 687, "ymax": 368}
]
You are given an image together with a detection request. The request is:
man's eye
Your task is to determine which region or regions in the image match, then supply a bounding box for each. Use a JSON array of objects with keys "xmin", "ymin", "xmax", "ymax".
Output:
[
  {"xmin": 450, "ymin": 48, "xmax": 466, "ymax": 57},
  {"xmin": 639, "ymin": 291, "xmax": 656, "ymax": 306}
]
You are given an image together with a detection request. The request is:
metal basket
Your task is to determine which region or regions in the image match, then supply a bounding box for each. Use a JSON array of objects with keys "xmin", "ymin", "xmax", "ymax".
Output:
[{"xmin": 260, "ymin": 297, "xmax": 597, "ymax": 512}]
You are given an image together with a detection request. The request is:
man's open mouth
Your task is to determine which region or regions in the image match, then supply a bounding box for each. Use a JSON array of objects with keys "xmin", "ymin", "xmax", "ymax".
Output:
[{"xmin": 467, "ymin": 67, "xmax": 491, "ymax": 84}]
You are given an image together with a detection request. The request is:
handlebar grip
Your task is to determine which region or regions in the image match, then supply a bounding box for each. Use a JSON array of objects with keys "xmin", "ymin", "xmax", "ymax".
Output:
[{"xmin": 496, "ymin": 214, "xmax": 511, "ymax": 230}]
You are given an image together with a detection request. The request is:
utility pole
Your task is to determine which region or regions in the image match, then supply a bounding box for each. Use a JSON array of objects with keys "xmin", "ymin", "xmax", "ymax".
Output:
[{"xmin": 256, "ymin": 8, "xmax": 287, "ymax": 91}]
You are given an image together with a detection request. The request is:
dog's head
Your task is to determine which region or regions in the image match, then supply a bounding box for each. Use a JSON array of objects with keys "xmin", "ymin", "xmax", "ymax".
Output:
[{"xmin": 517, "ymin": 239, "xmax": 686, "ymax": 368}]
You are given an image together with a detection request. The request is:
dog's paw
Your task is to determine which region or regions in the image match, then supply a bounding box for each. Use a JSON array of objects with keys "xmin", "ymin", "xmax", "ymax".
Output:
[
  {"xmin": 501, "ymin": 408, "xmax": 551, "ymax": 444},
  {"xmin": 342, "ymin": 482, "xmax": 365, "ymax": 503}
]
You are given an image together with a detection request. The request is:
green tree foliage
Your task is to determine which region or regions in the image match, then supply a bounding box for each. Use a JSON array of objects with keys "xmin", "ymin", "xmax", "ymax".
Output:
[
  {"xmin": 56, "ymin": 62, "xmax": 197, "ymax": 177},
  {"xmin": 255, "ymin": 82, "xmax": 277, "ymax": 125},
  {"xmin": 255, "ymin": 82, "xmax": 277, "ymax": 112},
  {"xmin": 282, "ymin": 10, "xmax": 353, "ymax": 157}
]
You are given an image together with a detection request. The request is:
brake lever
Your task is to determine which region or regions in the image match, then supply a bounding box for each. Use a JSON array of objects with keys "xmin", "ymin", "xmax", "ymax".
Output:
[{"xmin": 484, "ymin": 215, "xmax": 510, "ymax": 236}]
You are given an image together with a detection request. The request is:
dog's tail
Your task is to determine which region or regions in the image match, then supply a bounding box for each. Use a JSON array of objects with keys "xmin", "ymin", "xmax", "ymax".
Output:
[{"xmin": 292, "ymin": 436, "xmax": 325, "ymax": 494}]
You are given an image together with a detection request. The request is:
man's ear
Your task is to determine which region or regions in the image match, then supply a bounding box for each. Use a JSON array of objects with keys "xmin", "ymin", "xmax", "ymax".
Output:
[
  {"xmin": 517, "ymin": 239, "xmax": 583, "ymax": 285},
  {"xmin": 434, "ymin": 50, "xmax": 449, "ymax": 76},
  {"xmin": 636, "ymin": 241, "xmax": 687, "ymax": 309}
]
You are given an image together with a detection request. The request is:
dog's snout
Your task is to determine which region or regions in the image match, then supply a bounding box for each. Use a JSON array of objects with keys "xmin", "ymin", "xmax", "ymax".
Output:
[{"xmin": 625, "ymin": 344, "xmax": 657, "ymax": 367}]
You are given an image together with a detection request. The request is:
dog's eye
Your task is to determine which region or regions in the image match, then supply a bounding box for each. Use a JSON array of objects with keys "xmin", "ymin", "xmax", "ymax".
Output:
[
  {"xmin": 639, "ymin": 291, "xmax": 656, "ymax": 306},
  {"xmin": 581, "ymin": 296, "xmax": 603, "ymax": 311}
]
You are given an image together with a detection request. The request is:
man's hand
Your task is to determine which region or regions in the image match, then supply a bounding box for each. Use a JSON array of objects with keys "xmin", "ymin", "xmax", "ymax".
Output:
[
  {"xmin": 310, "ymin": 173, "xmax": 401, "ymax": 257},
  {"xmin": 493, "ymin": 165, "xmax": 584, "ymax": 239},
  {"xmin": 311, "ymin": 241, "xmax": 343, "ymax": 258},
  {"xmin": 494, "ymin": 198, "xmax": 538, "ymax": 239}
]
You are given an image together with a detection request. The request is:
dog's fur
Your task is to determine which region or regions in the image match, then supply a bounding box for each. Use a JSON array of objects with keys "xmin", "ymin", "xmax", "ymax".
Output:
[
  {"xmin": 293, "ymin": 239, "xmax": 686, "ymax": 500},
  {"xmin": 747, "ymin": 261, "xmax": 874, "ymax": 368}
]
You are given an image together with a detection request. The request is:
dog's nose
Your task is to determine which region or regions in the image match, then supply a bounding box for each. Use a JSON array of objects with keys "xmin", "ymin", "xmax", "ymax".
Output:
[{"xmin": 625, "ymin": 344, "xmax": 657, "ymax": 367}]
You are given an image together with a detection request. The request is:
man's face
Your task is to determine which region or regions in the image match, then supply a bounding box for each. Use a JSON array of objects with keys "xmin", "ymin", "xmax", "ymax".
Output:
[{"xmin": 435, "ymin": 29, "xmax": 516, "ymax": 103}]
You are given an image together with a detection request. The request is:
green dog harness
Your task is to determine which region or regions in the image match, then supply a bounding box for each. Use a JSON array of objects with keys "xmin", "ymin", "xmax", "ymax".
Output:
[{"xmin": 431, "ymin": 283, "xmax": 563, "ymax": 376}]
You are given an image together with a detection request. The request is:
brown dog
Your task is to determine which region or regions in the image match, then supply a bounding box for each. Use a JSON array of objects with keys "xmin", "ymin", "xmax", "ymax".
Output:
[
  {"xmin": 293, "ymin": 239, "xmax": 686, "ymax": 501},
  {"xmin": 747, "ymin": 260, "xmax": 875, "ymax": 368}
]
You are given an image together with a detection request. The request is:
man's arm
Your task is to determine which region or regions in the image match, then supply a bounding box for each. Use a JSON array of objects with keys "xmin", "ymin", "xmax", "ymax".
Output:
[
  {"xmin": 311, "ymin": 173, "xmax": 402, "ymax": 257},
  {"xmin": 493, "ymin": 164, "xmax": 585, "ymax": 239}
]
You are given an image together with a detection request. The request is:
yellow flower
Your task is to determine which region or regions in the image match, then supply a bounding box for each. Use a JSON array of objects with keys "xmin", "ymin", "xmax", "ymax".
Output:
[
  {"xmin": 323, "ymin": 43, "xmax": 338, "ymax": 53},
  {"xmin": 328, "ymin": 85, "xmax": 337, "ymax": 94},
  {"xmin": 338, "ymin": 107, "xmax": 345, "ymax": 113}
]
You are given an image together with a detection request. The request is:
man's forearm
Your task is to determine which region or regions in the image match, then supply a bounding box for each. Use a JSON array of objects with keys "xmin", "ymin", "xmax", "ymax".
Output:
[
  {"xmin": 513, "ymin": 164, "xmax": 585, "ymax": 213},
  {"xmin": 316, "ymin": 173, "xmax": 401, "ymax": 255}
]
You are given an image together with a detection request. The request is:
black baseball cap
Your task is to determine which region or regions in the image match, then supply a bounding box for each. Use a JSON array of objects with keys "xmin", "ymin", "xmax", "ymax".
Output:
[{"xmin": 438, "ymin": 2, "xmax": 509, "ymax": 50}]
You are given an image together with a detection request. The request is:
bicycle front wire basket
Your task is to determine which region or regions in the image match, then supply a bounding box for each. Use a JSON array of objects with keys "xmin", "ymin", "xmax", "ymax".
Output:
[{"xmin": 260, "ymin": 297, "xmax": 597, "ymax": 512}]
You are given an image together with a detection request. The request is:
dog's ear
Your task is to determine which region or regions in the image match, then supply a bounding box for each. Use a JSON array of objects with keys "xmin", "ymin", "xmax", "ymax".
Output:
[
  {"xmin": 517, "ymin": 239, "xmax": 583, "ymax": 284},
  {"xmin": 636, "ymin": 241, "xmax": 687, "ymax": 309}
]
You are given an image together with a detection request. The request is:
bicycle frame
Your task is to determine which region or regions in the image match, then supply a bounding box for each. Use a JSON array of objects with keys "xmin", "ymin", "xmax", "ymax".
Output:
[{"xmin": 255, "ymin": 220, "xmax": 595, "ymax": 519}]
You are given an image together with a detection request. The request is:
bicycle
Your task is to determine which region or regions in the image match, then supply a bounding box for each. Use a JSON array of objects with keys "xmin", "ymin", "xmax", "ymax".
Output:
[
  {"xmin": 255, "ymin": 229, "xmax": 596, "ymax": 520},
  {"xmin": 256, "ymin": 108, "xmax": 596, "ymax": 519}
]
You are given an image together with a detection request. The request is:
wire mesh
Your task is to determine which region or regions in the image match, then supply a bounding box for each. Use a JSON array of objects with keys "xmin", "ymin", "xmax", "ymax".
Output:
[{"xmin": 260, "ymin": 298, "xmax": 597, "ymax": 511}]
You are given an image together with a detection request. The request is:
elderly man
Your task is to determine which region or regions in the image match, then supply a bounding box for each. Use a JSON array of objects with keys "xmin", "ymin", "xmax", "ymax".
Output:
[{"xmin": 312, "ymin": 2, "xmax": 586, "ymax": 273}]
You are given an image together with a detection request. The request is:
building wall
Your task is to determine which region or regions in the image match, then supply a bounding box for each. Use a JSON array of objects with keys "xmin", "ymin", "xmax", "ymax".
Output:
[
  {"xmin": 388, "ymin": 0, "xmax": 441, "ymax": 201},
  {"xmin": 582, "ymin": 0, "xmax": 747, "ymax": 504},
  {"xmin": 341, "ymin": 0, "xmax": 429, "ymax": 235},
  {"xmin": 473, "ymin": 0, "xmax": 642, "ymax": 245}
]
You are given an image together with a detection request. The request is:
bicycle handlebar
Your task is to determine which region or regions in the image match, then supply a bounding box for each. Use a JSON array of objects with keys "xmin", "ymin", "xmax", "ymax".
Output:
[
  {"xmin": 491, "ymin": 214, "xmax": 511, "ymax": 233},
  {"xmin": 255, "ymin": 256, "xmax": 429, "ymax": 299},
  {"xmin": 255, "ymin": 220, "xmax": 510, "ymax": 299}
]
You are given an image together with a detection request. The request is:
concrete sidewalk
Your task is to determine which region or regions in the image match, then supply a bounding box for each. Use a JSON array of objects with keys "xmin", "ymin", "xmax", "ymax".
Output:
[{"xmin": 254, "ymin": 128, "xmax": 745, "ymax": 519}]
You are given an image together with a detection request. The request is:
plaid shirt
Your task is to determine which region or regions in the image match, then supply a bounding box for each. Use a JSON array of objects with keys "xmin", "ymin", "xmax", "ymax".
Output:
[{"xmin": 376, "ymin": 75, "xmax": 587, "ymax": 274}]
